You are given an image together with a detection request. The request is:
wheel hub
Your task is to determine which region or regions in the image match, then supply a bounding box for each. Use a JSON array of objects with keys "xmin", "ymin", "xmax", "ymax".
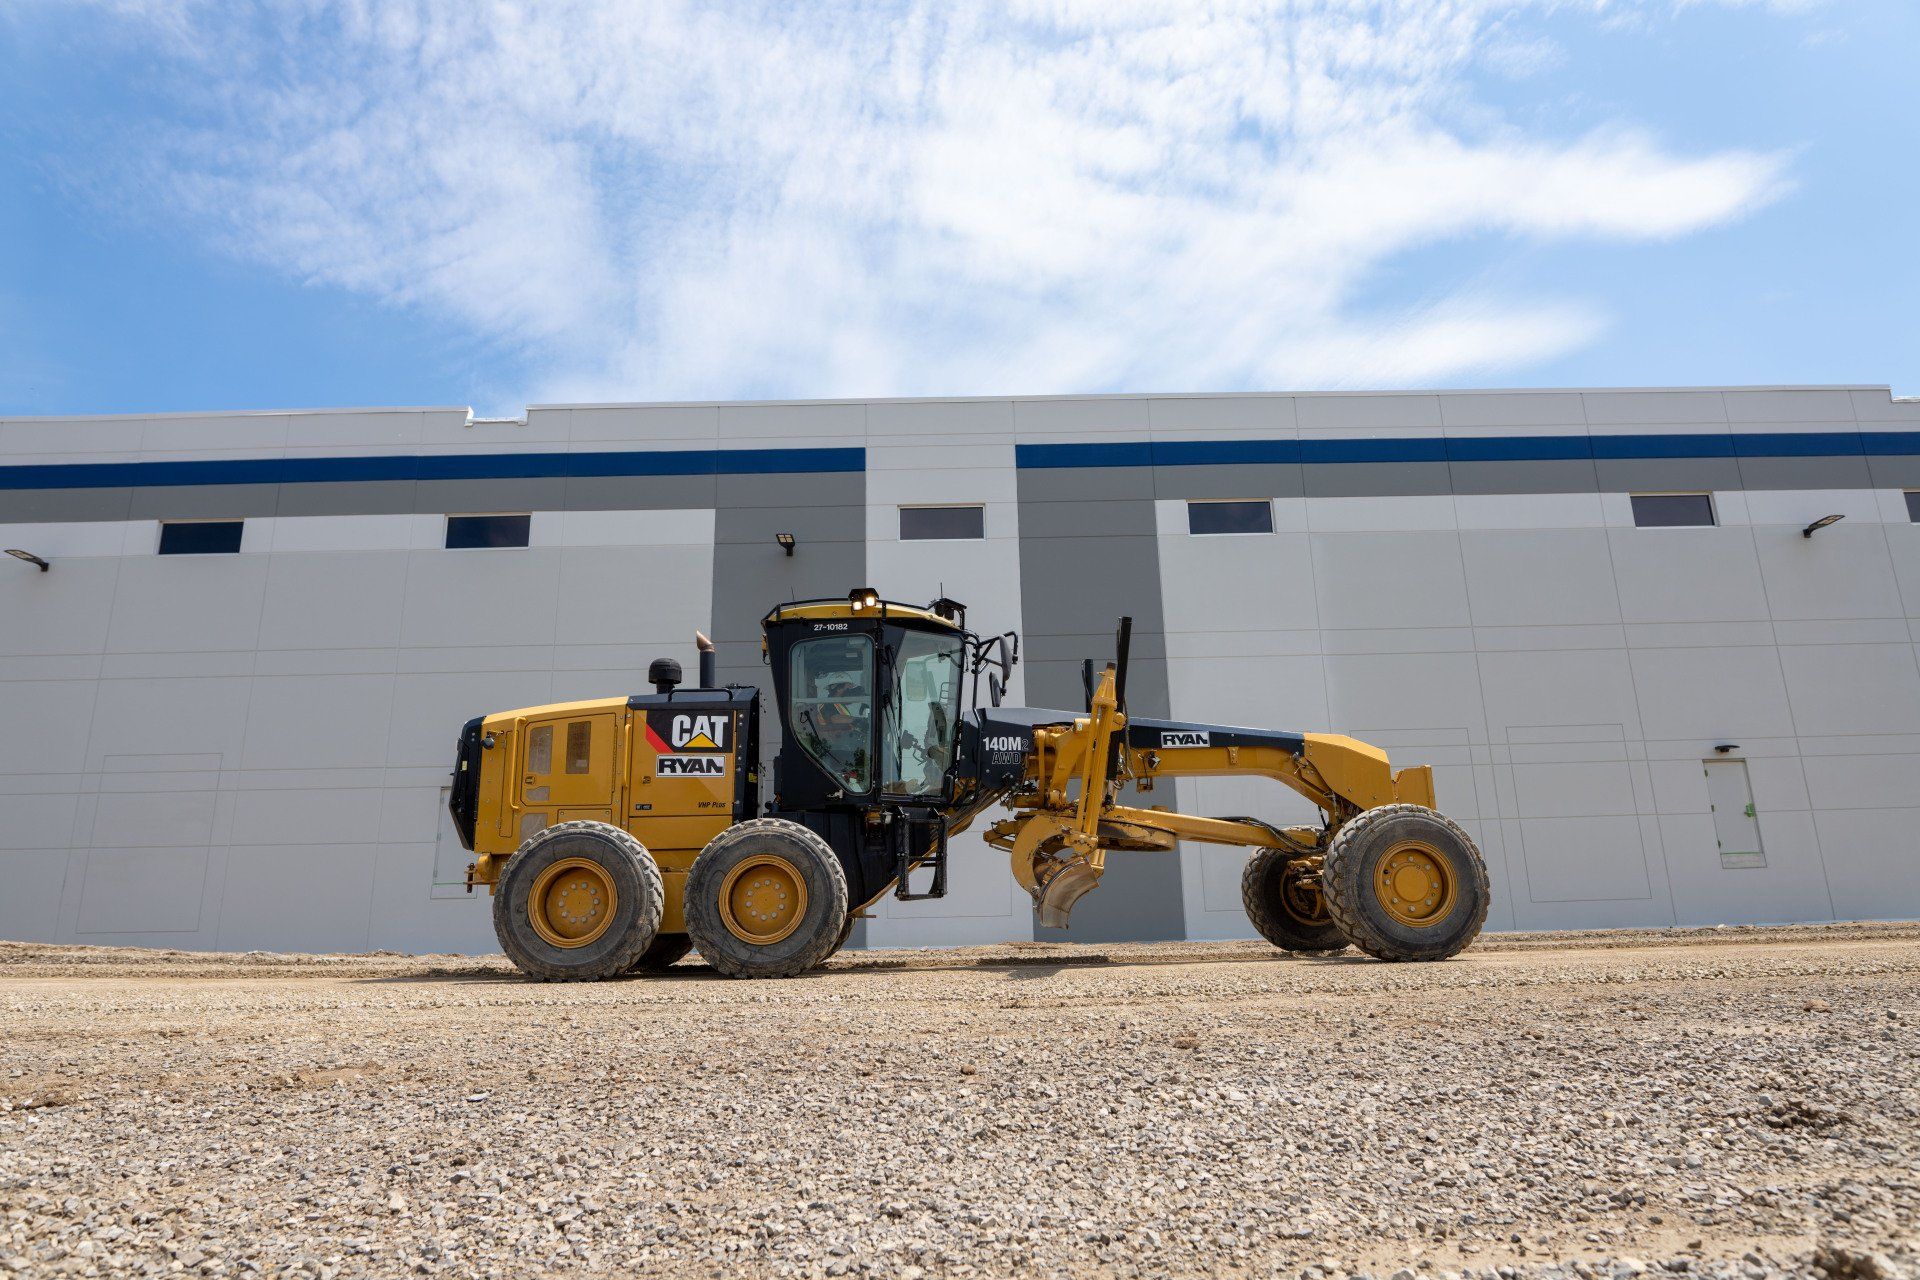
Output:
[
  {"xmin": 1374, "ymin": 841, "xmax": 1456, "ymax": 927},
  {"xmin": 1279, "ymin": 861, "xmax": 1328, "ymax": 926},
  {"xmin": 719, "ymin": 854, "xmax": 809, "ymax": 945},
  {"xmin": 528, "ymin": 857, "xmax": 618, "ymax": 949}
]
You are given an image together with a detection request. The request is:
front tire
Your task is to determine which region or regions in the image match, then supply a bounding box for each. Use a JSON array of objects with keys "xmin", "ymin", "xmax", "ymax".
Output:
[
  {"xmin": 1321, "ymin": 805, "xmax": 1489, "ymax": 962},
  {"xmin": 685, "ymin": 819, "xmax": 849, "ymax": 979},
  {"xmin": 493, "ymin": 821, "xmax": 663, "ymax": 981},
  {"xmin": 1241, "ymin": 848, "xmax": 1346, "ymax": 953}
]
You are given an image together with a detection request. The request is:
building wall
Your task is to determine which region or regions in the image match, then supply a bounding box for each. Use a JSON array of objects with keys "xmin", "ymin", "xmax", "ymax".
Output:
[{"xmin": 2, "ymin": 386, "xmax": 1918, "ymax": 954}]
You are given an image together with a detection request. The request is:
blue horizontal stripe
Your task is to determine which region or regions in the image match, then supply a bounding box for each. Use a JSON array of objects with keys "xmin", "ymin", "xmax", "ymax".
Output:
[
  {"xmin": 1442, "ymin": 435, "xmax": 1592, "ymax": 462},
  {"xmin": 0, "ymin": 447, "xmax": 864, "ymax": 491},
  {"xmin": 1150, "ymin": 439, "xmax": 1301, "ymax": 466},
  {"xmin": 1861, "ymin": 430, "xmax": 1920, "ymax": 456},
  {"xmin": 1019, "ymin": 429, "xmax": 1918, "ymax": 469},
  {"xmin": 1015, "ymin": 441, "xmax": 1155, "ymax": 469},
  {"xmin": 1588, "ymin": 433, "xmax": 1734, "ymax": 459},
  {"xmin": 2, "ymin": 428, "xmax": 1911, "ymax": 490}
]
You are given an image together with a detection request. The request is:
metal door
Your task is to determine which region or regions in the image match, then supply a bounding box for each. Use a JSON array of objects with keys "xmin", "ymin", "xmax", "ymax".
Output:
[{"xmin": 1703, "ymin": 759, "xmax": 1764, "ymax": 869}]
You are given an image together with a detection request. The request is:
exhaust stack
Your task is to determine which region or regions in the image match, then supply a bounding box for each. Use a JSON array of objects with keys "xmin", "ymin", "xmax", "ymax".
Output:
[{"xmin": 695, "ymin": 630, "xmax": 716, "ymax": 688}]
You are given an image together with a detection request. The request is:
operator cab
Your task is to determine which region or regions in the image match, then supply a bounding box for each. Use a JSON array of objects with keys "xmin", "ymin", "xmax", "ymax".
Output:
[
  {"xmin": 763, "ymin": 590, "xmax": 1012, "ymax": 807},
  {"xmin": 761, "ymin": 589, "xmax": 1019, "ymax": 904}
]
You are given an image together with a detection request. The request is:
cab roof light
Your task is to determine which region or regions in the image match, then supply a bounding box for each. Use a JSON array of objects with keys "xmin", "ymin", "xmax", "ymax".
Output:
[{"xmin": 849, "ymin": 587, "xmax": 879, "ymax": 612}]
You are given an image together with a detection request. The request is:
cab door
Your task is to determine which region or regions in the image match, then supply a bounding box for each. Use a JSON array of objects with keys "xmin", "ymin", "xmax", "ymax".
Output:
[{"xmin": 520, "ymin": 713, "xmax": 618, "ymax": 826}]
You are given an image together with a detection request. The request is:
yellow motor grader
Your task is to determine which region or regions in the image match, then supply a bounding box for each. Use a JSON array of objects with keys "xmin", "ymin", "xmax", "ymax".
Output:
[{"xmin": 449, "ymin": 589, "xmax": 1488, "ymax": 980}]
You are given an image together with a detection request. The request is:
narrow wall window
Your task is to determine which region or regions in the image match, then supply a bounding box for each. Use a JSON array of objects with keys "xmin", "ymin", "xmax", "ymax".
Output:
[
  {"xmin": 565, "ymin": 721, "xmax": 592, "ymax": 774},
  {"xmin": 1187, "ymin": 499, "xmax": 1273, "ymax": 535},
  {"xmin": 1905, "ymin": 491, "xmax": 1920, "ymax": 522},
  {"xmin": 445, "ymin": 513, "xmax": 531, "ymax": 549},
  {"xmin": 158, "ymin": 520, "xmax": 244, "ymax": 555},
  {"xmin": 900, "ymin": 505, "xmax": 985, "ymax": 541},
  {"xmin": 1630, "ymin": 493, "xmax": 1716, "ymax": 528}
]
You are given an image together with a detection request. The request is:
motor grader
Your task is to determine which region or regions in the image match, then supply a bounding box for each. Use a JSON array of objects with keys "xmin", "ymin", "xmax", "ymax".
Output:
[{"xmin": 449, "ymin": 589, "xmax": 1489, "ymax": 980}]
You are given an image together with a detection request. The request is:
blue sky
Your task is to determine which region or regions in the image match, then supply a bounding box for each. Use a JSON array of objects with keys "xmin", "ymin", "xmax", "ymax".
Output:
[{"xmin": 2, "ymin": 1, "xmax": 1915, "ymax": 417}]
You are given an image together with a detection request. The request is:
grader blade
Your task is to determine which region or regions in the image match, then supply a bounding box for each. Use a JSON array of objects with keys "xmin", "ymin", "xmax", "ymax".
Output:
[{"xmin": 1032, "ymin": 854, "xmax": 1101, "ymax": 928}]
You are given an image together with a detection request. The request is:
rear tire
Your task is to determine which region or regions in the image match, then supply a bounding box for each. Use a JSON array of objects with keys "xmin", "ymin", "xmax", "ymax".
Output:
[
  {"xmin": 493, "ymin": 821, "xmax": 663, "ymax": 981},
  {"xmin": 1321, "ymin": 805, "xmax": 1489, "ymax": 962},
  {"xmin": 1241, "ymin": 848, "xmax": 1346, "ymax": 953},
  {"xmin": 685, "ymin": 819, "xmax": 849, "ymax": 979},
  {"xmin": 628, "ymin": 932, "xmax": 693, "ymax": 973},
  {"xmin": 826, "ymin": 914, "xmax": 857, "ymax": 960}
]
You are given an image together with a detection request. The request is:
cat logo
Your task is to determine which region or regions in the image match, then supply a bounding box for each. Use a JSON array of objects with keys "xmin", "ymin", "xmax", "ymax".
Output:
[
  {"xmin": 1160, "ymin": 730, "xmax": 1210, "ymax": 748},
  {"xmin": 658, "ymin": 755, "xmax": 726, "ymax": 776},
  {"xmin": 672, "ymin": 715, "xmax": 727, "ymax": 750},
  {"xmin": 645, "ymin": 711, "xmax": 730, "ymax": 756}
]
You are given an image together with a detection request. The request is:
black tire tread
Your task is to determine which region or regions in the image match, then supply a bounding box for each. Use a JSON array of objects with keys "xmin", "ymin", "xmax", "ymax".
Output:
[
  {"xmin": 1321, "ymin": 803, "xmax": 1490, "ymax": 962},
  {"xmin": 826, "ymin": 914, "xmax": 857, "ymax": 960},
  {"xmin": 492, "ymin": 820, "xmax": 664, "ymax": 982},
  {"xmin": 1241, "ymin": 847, "xmax": 1346, "ymax": 953},
  {"xmin": 685, "ymin": 818, "xmax": 849, "ymax": 979}
]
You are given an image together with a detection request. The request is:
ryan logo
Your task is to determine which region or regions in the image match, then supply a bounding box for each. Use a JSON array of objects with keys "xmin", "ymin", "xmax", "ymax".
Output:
[
  {"xmin": 1160, "ymin": 730, "xmax": 1210, "ymax": 748},
  {"xmin": 647, "ymin": 712, "xmax": 730, "ymax": 778}
]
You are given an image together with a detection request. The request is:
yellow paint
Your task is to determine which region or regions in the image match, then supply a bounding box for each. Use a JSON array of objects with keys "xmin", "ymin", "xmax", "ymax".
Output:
[
  {"xmin": 465, "ymin": 699, "xmax": 738, "ymax": 939},
  {"xmin": 527, "ymin": 857, "xmax": 618, "ymax": 949},
  {"xmin": 765, "ymin": 600, "xmax": 959, "ymax": 629},
  {"xmin": 466, "ymin": 592, "xmax": 1453, "ymax": 942},
  {"xmin": 1373, "ymin": 840, "xmax": 1456, "ymax": 926},
  {"xmin": 718, "ymin": 853, "xmax": 809, "ymax": 945}
]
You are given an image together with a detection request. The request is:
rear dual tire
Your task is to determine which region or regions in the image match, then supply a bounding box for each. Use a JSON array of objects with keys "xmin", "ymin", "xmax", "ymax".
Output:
[
  {"xmin": 493, "ymin": 821, "xmax": 664, "ymax": 981},
  {"xmin": 1241, "ymin": 848, "xmax": 1346, "ymax": 954},
  {"xmin": 685, "ymin": 818, "xmax": 849, "ymax": 979}
]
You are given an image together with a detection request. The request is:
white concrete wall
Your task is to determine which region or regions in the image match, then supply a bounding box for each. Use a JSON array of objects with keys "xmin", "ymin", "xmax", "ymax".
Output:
[
  {"xmin": 859, "ymin": 400, "xmax": 1034, "ymax": 947},
  {"xmin": 3, "ymin": 388, "xmax": 1918, "ymax": 954}
]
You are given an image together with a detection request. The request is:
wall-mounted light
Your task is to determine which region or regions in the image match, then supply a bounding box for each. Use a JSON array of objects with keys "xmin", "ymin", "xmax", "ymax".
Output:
[
  {"xmin": 775, "ymin": 532, "xmax": 796, "ymax": 557},
  {"xmin": 1802, "ymin": 513, "xmax": 1845, "ymax": 538},
  {"xmin": 4, "ymin": 549, "xmax": 49, "ymax": 572},
  {"xmin": 1713, "ymin": 743, "xmax": 1740, "ymax": 755}
]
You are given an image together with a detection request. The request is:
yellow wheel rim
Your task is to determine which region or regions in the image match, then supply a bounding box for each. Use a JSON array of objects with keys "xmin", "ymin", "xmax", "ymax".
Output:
[
  {"xmin": 1374, "ymin": 841, "xmax": 1456, "ymax": 927},
  {"xmin": 528, "ymin": 857, "xmax": 619, "ymax": 949},
  {"xmin": 718, "ymin": 854, "xmax": 808, "ymax": 946}
]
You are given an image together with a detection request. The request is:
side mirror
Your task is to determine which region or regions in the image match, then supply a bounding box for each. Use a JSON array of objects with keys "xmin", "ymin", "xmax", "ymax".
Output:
[{"xmin": 988, "ymin": 672, "xmax": 1005, "ymax": 707}]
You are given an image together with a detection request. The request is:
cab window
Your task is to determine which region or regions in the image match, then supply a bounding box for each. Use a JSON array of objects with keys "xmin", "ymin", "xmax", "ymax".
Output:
[
  {"xmin": 883, "ymin": 630, "xmax": 963, "ymax": 797},
  {"xmin": 789, "ymin": 635, "xmax": 874, "ymax": 793},
  {"xmin": 565, "ymin": 721, "xmax": 591, "ymax": 774}
]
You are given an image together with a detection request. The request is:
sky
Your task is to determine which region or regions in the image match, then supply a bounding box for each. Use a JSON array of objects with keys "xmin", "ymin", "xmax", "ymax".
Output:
[{"xmin": 1, "ymin": 0, "xmax": 1915, "ymax": 417}]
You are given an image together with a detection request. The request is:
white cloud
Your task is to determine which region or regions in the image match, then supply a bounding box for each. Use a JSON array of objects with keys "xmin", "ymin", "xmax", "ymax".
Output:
[{"xmin": 58, "ymin": 0, "xmax": 1796, "ymax": 403}]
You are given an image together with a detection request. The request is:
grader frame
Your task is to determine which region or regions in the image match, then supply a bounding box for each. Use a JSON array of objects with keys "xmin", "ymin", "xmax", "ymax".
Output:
[
  {"xmin": 453, "ymin": 591, "xmax": 1488, "ymax": 980},
  {"xmin": 982, "ymin": 618, "xmax": 1436, "ymax": 927}
]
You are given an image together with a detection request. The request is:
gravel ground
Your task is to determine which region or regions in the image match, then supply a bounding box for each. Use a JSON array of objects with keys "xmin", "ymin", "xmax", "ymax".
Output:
[{"xmin": 1, "ymin": 924, "xmax": 1916, "ymax": 1280}]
